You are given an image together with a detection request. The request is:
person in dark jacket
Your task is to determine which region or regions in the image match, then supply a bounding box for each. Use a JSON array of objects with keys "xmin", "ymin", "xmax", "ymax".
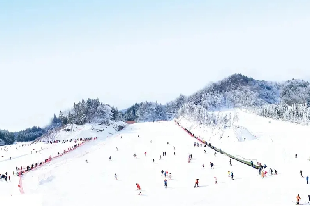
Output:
[{"xmin": 306, "ymin": 176, "xmax": 309, "ymax": 184}]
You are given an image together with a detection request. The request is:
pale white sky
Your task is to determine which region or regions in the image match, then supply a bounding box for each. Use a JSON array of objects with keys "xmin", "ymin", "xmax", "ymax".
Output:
[{"xmin": 1, "ymin": 1, "xmax": 310, "ymax": 131}]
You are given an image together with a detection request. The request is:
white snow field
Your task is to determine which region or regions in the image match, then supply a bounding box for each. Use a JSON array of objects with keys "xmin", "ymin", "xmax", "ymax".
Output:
[{"xmin": 1, "ymin": 117, "xmax": 310, "ymax": 206}]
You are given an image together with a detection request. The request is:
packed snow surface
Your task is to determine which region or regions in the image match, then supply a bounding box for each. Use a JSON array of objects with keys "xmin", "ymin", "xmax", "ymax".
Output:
[{"xmin": 1, "ymin": 118, "xmax": 310, "ymax": 206}]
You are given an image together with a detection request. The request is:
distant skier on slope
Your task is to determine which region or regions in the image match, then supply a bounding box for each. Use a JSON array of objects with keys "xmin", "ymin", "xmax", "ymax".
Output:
[
  {"xmin": 136, "ymin": 183, "xmax": 141, "ymax": 190},
  {"xmin": 194, "ymin": 179, "xmax": 199, "ymax": 188},
  {"xmin": 115, "ymin": 173, "xmax": 118, "ymax": 180},
  {"xmin": 116, "ymin": 147, "xmax": 118, "ymax": 151},
  {"xmin": 164, "ymin": 179, "xmax": 167, "ymax": 188},
  {"xmin": 214, "ymin": 177, "xmax": 217, "ymax": 184},
  {"xmin": 210, "ymin": 162, "xmax": 214, "ymax": 169},
  {"xmin": 300, "ymin": 170, "xmax": 303, "ymax": 178},
  {"xmin": 109, "ymin": 156, "xmax": 112, "ymax": 161},
  {"xmin": 296, "ymin": 194, "xmax": 301, "ymax": 205},
  {"xmin": 85, "ymin": 159, "xmax": 88, "ymax": 163},
  {"xmin": 231, "ymin": 172, "xmax": 234, "ymax": 180}
]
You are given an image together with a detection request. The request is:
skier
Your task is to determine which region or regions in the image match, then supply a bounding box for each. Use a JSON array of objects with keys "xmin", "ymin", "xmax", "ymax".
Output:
[
  {"xmin": 295, "ymin": 154, "xmax": 297, "ymax": 158},
  {"xmin": 153, "ymin": 159, "xmax": 155, "ymax": 163},
  {"xmin": 306, "ymin": 176, "xmax": 309, "ymax": 184},
  {"xmin": 210, "ymin": 162, "xmax": 214, "ymax": 169},
  {"xmin": 160, "ymin": 155, "xmax": 161, "ymax": 160},
  {"xmin": 115, "ymin": 173, "xmax": 118, "ymax": 180},
  {"xmin": 308, "ymin": 194, "xmax": 310, "ymax": 203},
  {"xmin": 204, "ymin": 150, "xmax": 206, "ymax": 153},
  {"xmin": 109, "ymin": 156, "xmax": 111, "ymax": 161},
  {"xmin": 168, "ymin": 173, "xmax": 172, "ymax": 180},
  {"xmin": 214, "ymin": 152, "xmax": 216, "ymax": 156},
  {"xmin": 275, "ymin": 169, "xmax": 277, "ymax": 175},
  {"xmin": 300, "ymin": 170, "xmax": 303, "ymax": 178},
  {"xmin": 270, "ymin": 168, "xmax": 273, "ymax": 175},
  {"xmin": 214, "ymin": 177, "xmax": 217, "ymax": 184},
  {"xmin": 144, "ymin": 152, "xmax": 146, "ymax": 156},
  {"xmin": 136, "ymin": 183, "xmax": 141, "ymax": 190},
  {"xmin": 194, "ymin": 179, "xmax": 199, "ymax": 188},
  {"xmin": 161, "ymin": 170, "xmax": 164, "ymax": 176},
  {"xmin": 116, "ymin": 147, "xmax": 118, "ymax": 151},
  {"xmin": 231, "ymin": 172, "xmax": 234, "ymax": 180},
  {"xmin": 229, "ymin": 159, "xmax": 232, "ymax": 166},
  {"xmin": 203, "ymin": 164, "xmax": 204, "ymax": 168},
  {"xmin": 164, "ymin": 179, "xmax": 167, "ymax": 188},
  {"xmin": 174, "ymin": 152, "xmax": 175, "ymax": 155},
  {"xmin": 296, "ymin": 194, "xmax": 301, "ymax": 205},
  {"xmin": 228, "ymin": 171, "xmax": 230, "ymax": 177},
  {"xmin": 85, "ymin": 159, "xmax": 88, "ymax": 163}
]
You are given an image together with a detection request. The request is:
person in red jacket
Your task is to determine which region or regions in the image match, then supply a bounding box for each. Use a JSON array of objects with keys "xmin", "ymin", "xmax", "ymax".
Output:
[{"xmin": 136, "ymin": 183, "xmax": 141, "ymax": 190}]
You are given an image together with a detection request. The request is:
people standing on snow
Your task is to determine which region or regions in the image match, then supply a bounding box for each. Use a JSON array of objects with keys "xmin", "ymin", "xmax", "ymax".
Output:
[
  {"xmin": 275, "ymin": 169, "xmax": 277, "ymax": 175},
  {"xmin": 194, "ymin": 179, "xmax": 199, "ymax": 188},
  {"xmin": 296, "ymin": 194, "xmax": 301, "ymax": 205},
  {"xmin": 270, "ymin": 168, "xmax": 273, "ymax": 175},
  {"xmin": 231, "ymin": 172, "xmax": 234, "ymax": 180},
  {"xmin": 300, "ymin": 170, "xmax": 303, "ymax": 178},
  {"xmin": 161, "ymin": 170, "xmax": 164, "ymax": 176},
  {"xmin": 306, "ymin": 176, "xmax": 309, "ymax": 184},
  {"xmin": 168, "ymin": 173, "xmax": 172, "ymax": 180},
  {"xmin": 210, "ymin": 162, "xmax": 214, "ymax": 169},
  {"xmin": 164, "ymin": 179, "xmax": 167, "ymax": 188}
]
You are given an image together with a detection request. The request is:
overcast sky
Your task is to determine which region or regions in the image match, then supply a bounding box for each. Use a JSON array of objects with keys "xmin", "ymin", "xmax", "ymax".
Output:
[{"xmin": 1, "ymin": 0, "xmax": 310, "ymax": 131}]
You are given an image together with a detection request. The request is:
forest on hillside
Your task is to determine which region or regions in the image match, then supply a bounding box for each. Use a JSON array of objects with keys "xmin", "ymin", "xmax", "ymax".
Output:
[{"xmin": 2, "ymin": 74, "xmax": 310, "ymax": 145}]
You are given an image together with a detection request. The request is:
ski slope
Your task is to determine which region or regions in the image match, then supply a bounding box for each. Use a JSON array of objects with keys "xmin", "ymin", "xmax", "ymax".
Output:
[{"xmin": 1, "ymin": 120, "xmax": 310, "ymax": 206}]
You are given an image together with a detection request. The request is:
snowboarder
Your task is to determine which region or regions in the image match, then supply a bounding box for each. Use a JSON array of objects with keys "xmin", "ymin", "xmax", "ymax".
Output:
[
  {"xmin": 214, "ymin": 177, "xmax": 217, "ymax": 184},
  {"xmin": 164, "ymin": 179, "xmax": 167, "ymax": 188},
  {"xmin": 194, "ymin": 179, "xmax": 199, "ymax": 188},
  {"xmin": 296, "ymin": 194, "xmax": 301, "ymax": 205},
  {"xmin": 300, "ymin": 170, "xmax": 303, "ymax": 178},
  {"xmin": 115, "ymin": 173, "xmax": 118, "ymax": 180},
  {"xmin": 306, "ymin": 176, "xmax": 309, "ymax": 184}
]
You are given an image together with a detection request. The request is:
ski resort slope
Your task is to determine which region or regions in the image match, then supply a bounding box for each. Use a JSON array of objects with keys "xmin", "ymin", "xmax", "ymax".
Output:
[{"xmin": 11, "ymin": 121, "xmax": 309, "ymax": 206}]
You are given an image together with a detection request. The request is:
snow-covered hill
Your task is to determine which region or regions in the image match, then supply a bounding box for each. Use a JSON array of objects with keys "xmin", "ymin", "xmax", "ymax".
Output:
[{"xmin": 1, "ymin": 119, "xmax": 310, "ymax": 205}]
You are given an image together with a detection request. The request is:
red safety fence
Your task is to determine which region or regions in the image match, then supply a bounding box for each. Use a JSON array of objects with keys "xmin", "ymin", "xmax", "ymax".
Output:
[{"xmin": 17, "ymin": 137, "xmax": 98, "ymax": 194}]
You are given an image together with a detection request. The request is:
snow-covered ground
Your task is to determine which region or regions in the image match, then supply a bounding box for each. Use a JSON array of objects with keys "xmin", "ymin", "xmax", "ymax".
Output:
[{"xmin": 1, "ymin": 118, "xmax": 310, "ymax": 206}]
